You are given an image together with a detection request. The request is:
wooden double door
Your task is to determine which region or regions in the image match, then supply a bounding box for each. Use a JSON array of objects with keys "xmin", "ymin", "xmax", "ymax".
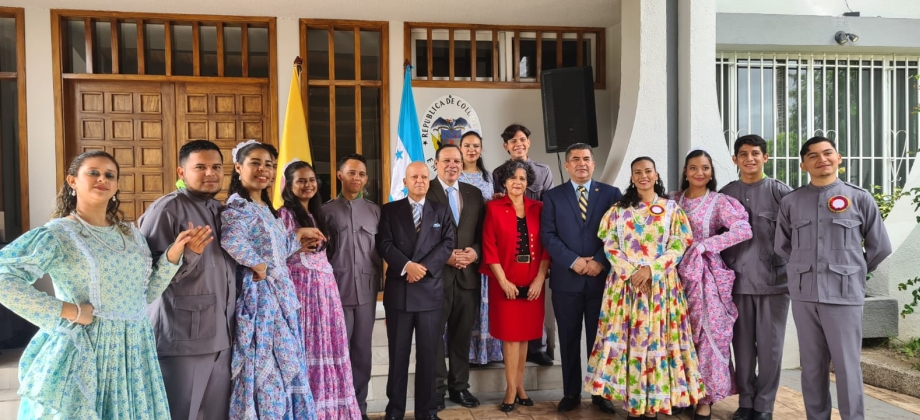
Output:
[{"xmin": 64, "ymin": 80, "xmax": 272, "ymax": 221}]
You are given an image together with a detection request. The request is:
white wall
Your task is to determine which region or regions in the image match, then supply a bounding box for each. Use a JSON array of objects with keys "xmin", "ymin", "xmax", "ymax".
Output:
[{"xmin": 716, "ymin": 0, "xmax": 920, "ymax": 19}]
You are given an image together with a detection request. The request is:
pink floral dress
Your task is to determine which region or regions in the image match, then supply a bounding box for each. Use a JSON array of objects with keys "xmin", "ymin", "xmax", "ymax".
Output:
[{"xmin": 674, "ymin": 190, "xmax": 752, "ymax": 405}]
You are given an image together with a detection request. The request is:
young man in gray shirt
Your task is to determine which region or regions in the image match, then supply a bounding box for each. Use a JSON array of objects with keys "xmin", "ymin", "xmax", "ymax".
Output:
[
  {"xmin": 138, "ymin": 140, "xmax": 237, "ymax": 420},
  {"xmin": 720, "ymin": 135, "xmax": 792, "ymax": 420},
  {"xmin": 774, "ymin": 136, "xmax": 892, "ymax": 420}
]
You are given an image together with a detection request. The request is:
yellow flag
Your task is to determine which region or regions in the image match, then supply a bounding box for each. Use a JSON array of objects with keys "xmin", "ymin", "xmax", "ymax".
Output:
[{"xmin": 272, "ymin": 63, "xmax": 312, "ymax": 208}]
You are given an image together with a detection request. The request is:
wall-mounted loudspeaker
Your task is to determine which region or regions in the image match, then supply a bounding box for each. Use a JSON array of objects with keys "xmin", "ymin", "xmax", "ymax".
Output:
[{"xmin": 540, "ymin": 66, "xmax": 598, "ymax": 153}]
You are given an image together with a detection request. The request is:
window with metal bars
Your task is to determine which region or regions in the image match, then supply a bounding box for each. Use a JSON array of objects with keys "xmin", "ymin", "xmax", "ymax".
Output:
[{"xmin": 716, "ymin": 53, "xmax": 920, "ymax": 193}]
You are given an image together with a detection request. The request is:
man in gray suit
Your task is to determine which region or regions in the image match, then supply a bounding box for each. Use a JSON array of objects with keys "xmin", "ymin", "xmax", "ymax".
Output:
[
  {"xmin": 321, "ymin": 153, "xmax": 382, "ymax": 420},
  {"xmin": 428, "ymin": 143, "xmax": 485, "ymax": 410},
  {"xmin": 775, "ymin": 136, "xmax": 892, "ymax": 420},
  {"xmin": 139, "ymin": 140, "xmax": 236, "ymax": 420}
]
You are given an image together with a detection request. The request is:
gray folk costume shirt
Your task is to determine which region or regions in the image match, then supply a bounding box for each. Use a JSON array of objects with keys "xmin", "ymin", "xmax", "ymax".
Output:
[
  {"xmin": 774, "ymin": 179, "xmax": 892, "ymax": 305},
  {"xmin": 138, "ymin": 188, "xmax": 237, "ymax": 356},
  {"xmin": 492, "ymin": 158, "xmax": 554, "ymax": 201},
  {"xmin": 321, "ymin": 196, "xmax": 382, "ymax": 306},
  {"xmin": 720, "ymin": 177, "xmax": 793, "ymax": 295}
]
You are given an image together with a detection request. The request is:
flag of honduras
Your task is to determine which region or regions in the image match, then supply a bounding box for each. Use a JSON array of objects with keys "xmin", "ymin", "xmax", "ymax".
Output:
[{"xmin": 388, "ymin": 66, "xmax": 426, "ymax": 202}]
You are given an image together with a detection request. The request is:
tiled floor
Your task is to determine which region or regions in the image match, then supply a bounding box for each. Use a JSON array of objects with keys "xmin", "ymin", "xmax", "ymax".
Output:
[{"xmin": 368, "ymin": 370, "xmax": 920, "ymax": 419}]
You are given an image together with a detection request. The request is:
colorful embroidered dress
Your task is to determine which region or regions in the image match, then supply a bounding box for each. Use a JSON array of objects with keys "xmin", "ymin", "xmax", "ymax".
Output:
[
  {"xmin": 221, "ymin": 194, "xmax": 317, "ymax": 420},
  {"xmin": 674, "ymin": 190, "xmax": 752, "ymax": 405},
  {"xmin": 457, "ymin": 171, "xmax": 503, "ymax": 364},
  {"xmin": 0, "ymin": 218, "xmax": 180, "ymax": 419},
  {"xmin": 279, "ymin": 208, "xmax": 361, "ymax": 420},
  {"xmin": 584, "ymin": 199, "xmax": 706, "ymax": 416}
]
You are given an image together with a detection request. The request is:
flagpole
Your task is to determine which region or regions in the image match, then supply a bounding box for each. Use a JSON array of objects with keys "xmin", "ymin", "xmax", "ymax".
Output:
[{"xmin": 293, "ymin": 56, "xmax": 311, "ymax": 162}]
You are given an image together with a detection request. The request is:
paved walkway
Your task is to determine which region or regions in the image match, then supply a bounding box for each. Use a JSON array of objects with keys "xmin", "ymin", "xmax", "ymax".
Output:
[{"xmin": 369, "ymin": 369, "xmax": 920, "ymax": 419}]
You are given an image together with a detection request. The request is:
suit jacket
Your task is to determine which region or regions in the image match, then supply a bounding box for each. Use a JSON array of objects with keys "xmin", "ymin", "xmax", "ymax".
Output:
[
  {"xmin": 377, "ymin": 198, "xmax": 455, "ymax": 312},
  {"xmin": 541, "ymin": 180, "xmax": 623, "ymax": 294},
  {"xmin": 480, "ymin": 195, "xmax": 549, "ymax": 282},
  {"xmin": 426, "ymin": 180, "xmax": 485, "ymax": 290}
]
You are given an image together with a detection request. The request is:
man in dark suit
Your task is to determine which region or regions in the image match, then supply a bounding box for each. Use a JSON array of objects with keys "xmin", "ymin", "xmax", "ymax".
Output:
[
  {"xmin": 427, "ymin": 143, "xmax": 485, "ymax": 410},
  {"xmin": 377, "ymin": 161, "xmax": 455, "ymax": 420},
  {"xmin": 541, "ymin": 143, "xmax": 623, "ymax": 413}
]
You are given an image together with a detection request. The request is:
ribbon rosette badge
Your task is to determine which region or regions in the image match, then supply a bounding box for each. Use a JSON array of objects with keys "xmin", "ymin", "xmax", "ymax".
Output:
[
  {"xmin": 650, "ymin": 204, "xmax": 665, "ymax": 215},
  {"xmin": 827, "ymin": 195, "xmax": 850, "ymax": 213}
]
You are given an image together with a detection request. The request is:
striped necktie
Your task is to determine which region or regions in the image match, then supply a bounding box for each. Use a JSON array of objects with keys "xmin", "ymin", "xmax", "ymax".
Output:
[
  {"xmin": 577, "ymin": 185, "xmax": 588, "ymax": 221},
  {"xmin": 412, "ymin": 202, "xmax": 422, "ymax": 233}
]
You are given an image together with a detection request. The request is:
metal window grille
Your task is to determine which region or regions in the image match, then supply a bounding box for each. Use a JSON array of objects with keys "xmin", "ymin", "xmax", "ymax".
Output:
[{"xmin": 716, "ymin": 53, "xmax": 920, "ymax": 192}]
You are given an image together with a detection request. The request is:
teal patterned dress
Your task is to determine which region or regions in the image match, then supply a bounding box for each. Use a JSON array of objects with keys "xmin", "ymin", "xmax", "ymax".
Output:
[{"xmin": 0, "ymin": 218, "xmax": 180, "ymax": 419}]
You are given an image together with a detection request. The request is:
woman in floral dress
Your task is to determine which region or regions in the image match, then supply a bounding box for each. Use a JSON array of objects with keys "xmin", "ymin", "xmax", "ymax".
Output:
[
  {"xmin": 584, "ymin": 156, "xmax": 705, "ymax": 419},
  {"xmin": 279, "ymin": 159, "xmax": 361, "ymax": 419},
  {"xmin": 673, "ymin": 149, "xmax": 752, "ymax": 419},
  {"xmin": 221, "ymin": 140, "xmax": 322, "ymax": 419},
  {"xmin": 458, "ymin": 131, "xmax": 504, "ymax": 365},
  {"xmin": 0, "ymin": 151, "xmax": 203, "ymax": 419}
]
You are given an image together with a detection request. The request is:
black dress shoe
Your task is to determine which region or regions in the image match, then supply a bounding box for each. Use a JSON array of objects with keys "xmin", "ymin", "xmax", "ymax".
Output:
[
  {"xmin": 671, "ymin": 406, "xmax": 685, "ymax": 415},
  {"xmin": 592, "ymin": 395, "xmax": 616, "ymax": 413},
  {"xmin": 499, "ymin": 401, "xmax": 515, "ymax": 412},
  {"xmin": 436, "ymin": 393, "xmax": 446, "ymax": 411},
  {"xmin": 695, "ymin": 404, "xmax": 713, "ymax": 420},
  {"xmin": 750, "ymin": 411, "xmax": 773, "ymax": 420},
  {"xmin": 417, "ymin": 416, "xmax": 441, "ymax": 420},
  {"xmin": 557, "ymin": 395, "xmax": 580, "ymax": 412},
  {"xmin": 448, "ymin": 390, "xmax": 480, "ymax": 407},
  {"xmin": 526, "ymin": 351, "xmax": 554, "ymax": 366},
  {"xmin": 384, "ymin": 415, "xmax": 401, "ymax": 420},
  {"xmin": 732, "ymin": 407, "xmax": 753, "ymax": 420},
  {"xmin": 515, "ymin": 396, "xmax": 534, "ymax": 406}
]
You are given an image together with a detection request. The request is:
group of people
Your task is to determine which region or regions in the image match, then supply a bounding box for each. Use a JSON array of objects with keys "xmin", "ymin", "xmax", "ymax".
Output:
[{"xmin": 0, "ymin": 119, "xmax": 891, "ymax": 420}]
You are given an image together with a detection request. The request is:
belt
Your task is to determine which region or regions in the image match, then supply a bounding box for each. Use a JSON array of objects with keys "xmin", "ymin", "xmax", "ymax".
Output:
[{"xmin": 516, "ymin": 254, "xmax": 531, "ymax": 263}]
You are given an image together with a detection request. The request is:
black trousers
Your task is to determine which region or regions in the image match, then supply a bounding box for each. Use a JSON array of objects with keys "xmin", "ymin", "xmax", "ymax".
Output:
[
  {"xmin": 385, "ymin": 307, "xmax": 441, "ymax": 419},
  {"xmin": 552, "ymin": 288, "xmax": 602, "ymax": 396},
  {"xmin": 437, "ymin": 284, "xmax": 479, "ymax": 394}
]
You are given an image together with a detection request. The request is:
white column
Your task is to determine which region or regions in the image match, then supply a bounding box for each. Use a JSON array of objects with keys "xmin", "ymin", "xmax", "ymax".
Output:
[
  {"xmin": 599, "ymin": 0, "xmax": 670, "ymax": 187},
  {"xmin": 678, "ymin": 0, "xmax": 736, "ymax": 186},
  {"xmin": 276, "ymin": 16, "xmax": 300, "ymax": 141},
  {"xmin": 24, "ymin": 7, "xmax": 55, "ymax": 229}
]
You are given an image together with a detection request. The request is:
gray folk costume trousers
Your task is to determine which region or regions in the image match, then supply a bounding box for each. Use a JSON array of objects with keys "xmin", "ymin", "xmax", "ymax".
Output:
[
  {"xmin": 792, "ymin": 301, "xmax": 864, "ymax": 420},
  {"xmin": 732, "ymin": 293, "xmax": 790, "ymax": 413},
  {"xmin": 343, "ymin": 301, "xmax": 377, "ymax": 415},
  {"xmin": 159, "ymin": 349, "xmax": 231, "ymax": 420}
]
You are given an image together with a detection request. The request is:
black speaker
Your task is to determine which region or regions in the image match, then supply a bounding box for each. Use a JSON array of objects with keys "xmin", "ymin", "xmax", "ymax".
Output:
[{"xmin": 540, "ymin": 67, "xmax": 598, "ymax": 153}]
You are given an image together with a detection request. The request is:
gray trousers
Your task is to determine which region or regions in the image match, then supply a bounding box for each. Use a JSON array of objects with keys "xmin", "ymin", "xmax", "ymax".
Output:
[
  {"xmin": 159, "ymin": 349, "xmax": 231, "ymax": 420},
  {"xmin": 528, "ymin": 284, "xmax": 555, "ymax": 356},
  {"xmin": 344, "ymin": 301, "xmax": 377, "ymax": 415},
  {"xmin": 437, "ymin": 284, "xmax": 478, "ymax": 394},
  {"xmin": 792, "ymin": 301, "xmax": 864, "ymax": 420},
  {"xmin": 732, "ymin": 293, "xmax": 790, "ymax": 413}
]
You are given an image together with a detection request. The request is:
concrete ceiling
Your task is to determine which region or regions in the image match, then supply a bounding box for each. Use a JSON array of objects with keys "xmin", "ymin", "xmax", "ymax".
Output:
[{"xmin": 14, "ymin": 0, "xmax": 621, "ymax": 28}]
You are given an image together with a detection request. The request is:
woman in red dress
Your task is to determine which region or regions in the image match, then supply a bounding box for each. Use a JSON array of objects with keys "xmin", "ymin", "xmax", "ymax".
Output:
[{"xmin": 480, "ymin": 160, "xmax": 550, "ymax": 413}]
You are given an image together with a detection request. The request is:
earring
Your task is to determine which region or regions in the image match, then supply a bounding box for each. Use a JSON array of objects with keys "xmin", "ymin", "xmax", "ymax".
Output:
[
  {"xmin": 112, "ymin": 196, "xmax": 117, "ymax": 202},
  {"xmin": 71, "ymin": 189, "xmax": 76, "ymax": 197}
]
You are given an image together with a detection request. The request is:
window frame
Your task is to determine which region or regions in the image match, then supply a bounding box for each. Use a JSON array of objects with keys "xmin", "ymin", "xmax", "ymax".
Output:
[
  {"xmin": 0, "ymin": 7, "xmax": 28, "ymax": 239},
  {"xmin": 405, "ymin": 22, "xmax": 605, "ymax": 89},
  {"xmin": 299, "ymin": 18, "xmax": 390, "ymax": 201}
]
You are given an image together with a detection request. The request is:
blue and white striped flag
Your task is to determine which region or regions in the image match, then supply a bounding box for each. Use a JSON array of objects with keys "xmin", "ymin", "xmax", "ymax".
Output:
[{"xmin": 389, "ymin": 66, "xmax": 425, "ymax": 202}]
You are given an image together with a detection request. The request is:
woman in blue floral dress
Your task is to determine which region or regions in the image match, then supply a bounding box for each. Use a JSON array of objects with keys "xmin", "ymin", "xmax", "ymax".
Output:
[
  {"xmin": 458, "ymin": 131, "xmax": 504, "ymax": 365},
  {"xmin": 0, "ymin": 151, "xmax": 203, "ymax": 419},
  {"xmin": 221, "ymin": 141, "xmax": 322, "ymax": 419}
]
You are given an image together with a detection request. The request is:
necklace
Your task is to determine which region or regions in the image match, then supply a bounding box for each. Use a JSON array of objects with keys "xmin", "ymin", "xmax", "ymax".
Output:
[
  {"xmin": 678, "ymin": 190, "xmax": 710, "ymax": 214},
  {"xmin": 71, "ymin": 211, "xmax": 128, "ymax": 253}
]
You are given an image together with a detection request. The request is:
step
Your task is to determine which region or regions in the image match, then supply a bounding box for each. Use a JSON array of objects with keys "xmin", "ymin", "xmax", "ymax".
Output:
[{"xmin": 0, "ymin": 349, "xmax": 21, "ymax": 392}]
